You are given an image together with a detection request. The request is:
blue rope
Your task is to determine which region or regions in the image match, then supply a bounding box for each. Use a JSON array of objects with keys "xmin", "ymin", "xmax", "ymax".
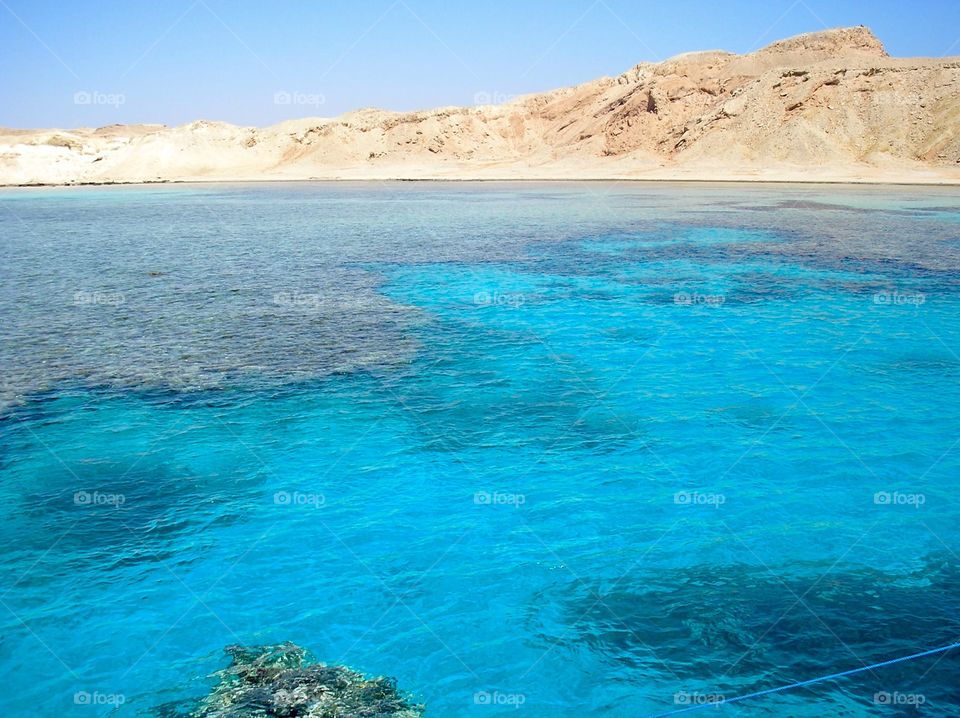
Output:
[{"xmin": 644, "ymin": 641, "xmax": 960, "ymax": 718}]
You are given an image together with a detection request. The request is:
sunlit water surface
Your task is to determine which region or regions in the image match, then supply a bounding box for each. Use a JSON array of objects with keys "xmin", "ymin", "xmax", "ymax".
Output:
[{"xmin": 1, "ymin": 183, "xmax": 959, "ymax": 717}]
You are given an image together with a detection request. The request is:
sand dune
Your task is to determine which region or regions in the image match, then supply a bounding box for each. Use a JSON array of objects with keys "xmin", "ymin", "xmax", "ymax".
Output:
[{"xmin": 2, "ymin": 27, "xmax": 959, "ymax": 185}]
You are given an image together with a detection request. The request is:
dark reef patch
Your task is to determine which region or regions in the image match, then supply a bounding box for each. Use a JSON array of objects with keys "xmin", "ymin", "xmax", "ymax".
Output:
[
  {"xmin": 157, "ymin": 643, "xmax": 424, "ymax": 718},
  {"xmin": 527, "ymin": 556, "xmax": 960, "ymax": 700}
]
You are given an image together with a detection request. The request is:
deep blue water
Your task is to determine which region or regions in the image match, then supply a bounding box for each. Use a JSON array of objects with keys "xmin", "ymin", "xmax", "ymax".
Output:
[{"xmin": 1, "ymin": 182, "xmax": 959, "ymax": 717}]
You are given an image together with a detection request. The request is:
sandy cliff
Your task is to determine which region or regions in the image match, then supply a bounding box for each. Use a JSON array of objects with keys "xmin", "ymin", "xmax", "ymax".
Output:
[{"xmin": 2, "ymin": 27, "xmax": 959, "ymax": 185}]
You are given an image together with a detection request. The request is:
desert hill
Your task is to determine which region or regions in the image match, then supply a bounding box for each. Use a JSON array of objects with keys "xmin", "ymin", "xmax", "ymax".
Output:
[{"xmin": 2, "ymin": 27, "xmax": 958, "ymax": 185}]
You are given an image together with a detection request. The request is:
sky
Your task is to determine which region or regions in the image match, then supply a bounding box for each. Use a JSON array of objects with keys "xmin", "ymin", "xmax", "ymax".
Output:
[{"xmin": 1, "ymin": 0, "xmax": 959, "ymax": 129}]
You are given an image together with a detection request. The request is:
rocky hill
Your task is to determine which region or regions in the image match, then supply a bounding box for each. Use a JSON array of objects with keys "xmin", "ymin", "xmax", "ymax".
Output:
[{"xmin": 2, "ymin": 27, "xmax": 958, "ymax": 184}]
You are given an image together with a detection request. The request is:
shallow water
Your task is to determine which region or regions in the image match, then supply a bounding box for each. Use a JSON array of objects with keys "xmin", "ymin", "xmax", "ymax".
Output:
[{"xmin": 1, "ymin": 182, "xmax": 959, "ymax": 717}]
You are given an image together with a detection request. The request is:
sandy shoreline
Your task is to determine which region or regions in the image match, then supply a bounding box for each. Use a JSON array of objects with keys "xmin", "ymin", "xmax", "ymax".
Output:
[{"xmin": 5, "ymin": 173, "xmax": 960, "ymax": 189}]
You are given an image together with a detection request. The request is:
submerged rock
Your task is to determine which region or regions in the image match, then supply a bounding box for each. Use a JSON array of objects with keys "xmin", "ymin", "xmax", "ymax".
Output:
[{"xmin": 190, "ymin": 643, "xmax": 424, "ymax": 718}]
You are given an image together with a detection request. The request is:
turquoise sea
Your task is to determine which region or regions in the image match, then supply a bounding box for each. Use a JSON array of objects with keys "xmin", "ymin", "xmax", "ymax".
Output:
[{"xmin": 1, "ymin": 182, "xmax": 959, "ymax": 716}]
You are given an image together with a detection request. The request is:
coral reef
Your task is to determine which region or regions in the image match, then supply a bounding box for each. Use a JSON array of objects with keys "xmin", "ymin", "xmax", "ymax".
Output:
[{"xmin": 188, "ymin": 643, "xmax": 424, "ymax": 718}]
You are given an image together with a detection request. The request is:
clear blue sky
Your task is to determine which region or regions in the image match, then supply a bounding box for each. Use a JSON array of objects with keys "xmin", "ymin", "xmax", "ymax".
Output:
[{"xmin": 2, "ymin": 0, "xmax": 958, "ymax": 128}]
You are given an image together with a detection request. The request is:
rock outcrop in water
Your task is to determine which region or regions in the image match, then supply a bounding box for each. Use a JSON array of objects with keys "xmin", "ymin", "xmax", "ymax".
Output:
[
  {"xmin": 2, "ymin": 27, "xmax": 959, "ymax": 185},
  {"xmin": 187, "ymin": 643, "xmax": 424, "ymax": 718}
]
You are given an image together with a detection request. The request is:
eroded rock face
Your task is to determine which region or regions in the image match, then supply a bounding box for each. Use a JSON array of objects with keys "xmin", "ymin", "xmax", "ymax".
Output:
[{"xmin": 189, "ymin": 643, "xmax": 424, "ymax": 718}]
